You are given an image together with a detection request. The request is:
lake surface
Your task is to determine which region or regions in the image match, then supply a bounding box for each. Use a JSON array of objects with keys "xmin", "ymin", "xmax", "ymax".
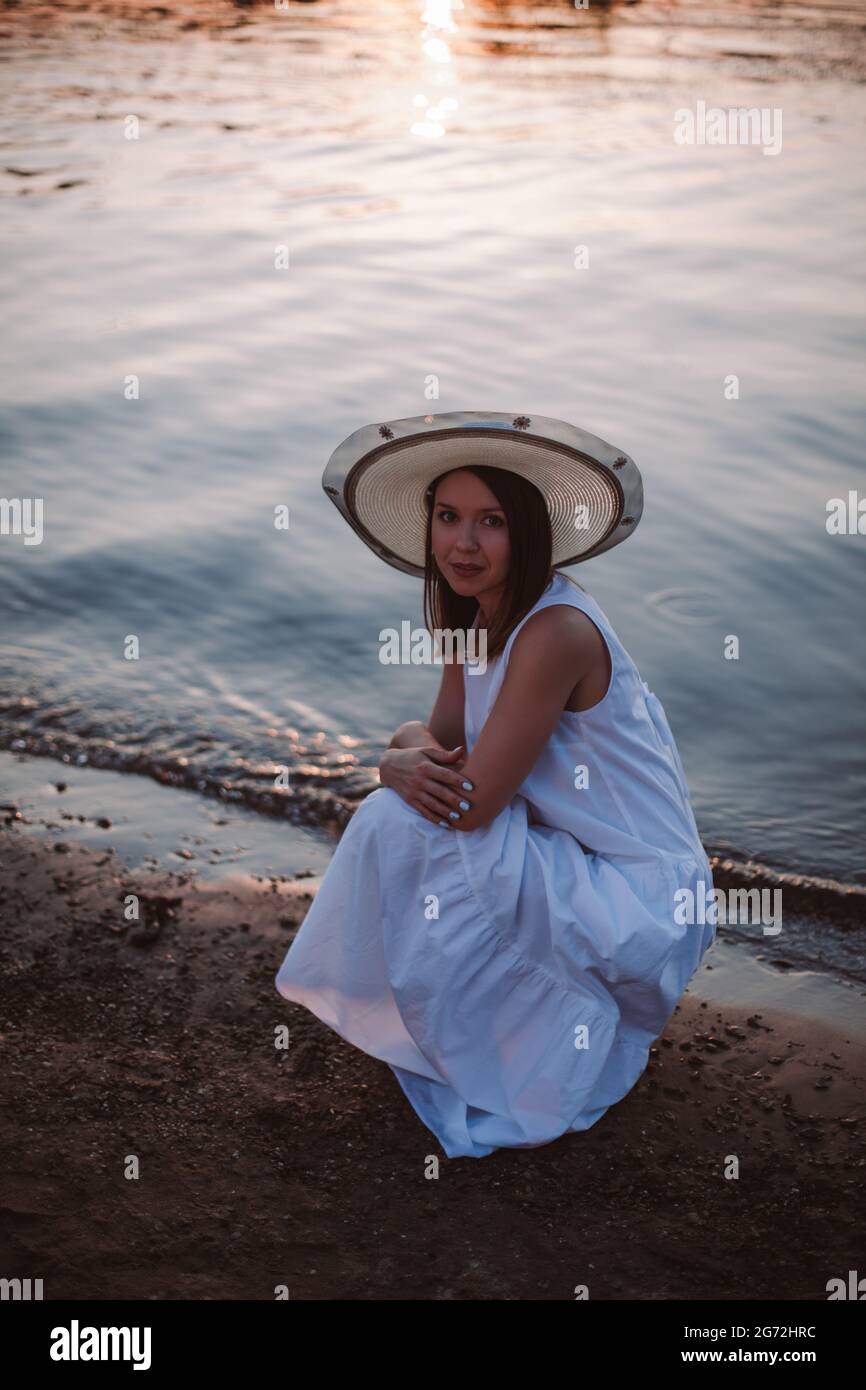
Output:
[{"xmin": 1, "ymin": 0, "xmax": 865, "ymax": 889}]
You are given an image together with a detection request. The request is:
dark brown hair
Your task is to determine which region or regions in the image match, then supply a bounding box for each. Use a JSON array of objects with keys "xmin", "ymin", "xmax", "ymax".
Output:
[{"xmin": 421, "ymin": 464, "xmax": 580, "ymax": 662}]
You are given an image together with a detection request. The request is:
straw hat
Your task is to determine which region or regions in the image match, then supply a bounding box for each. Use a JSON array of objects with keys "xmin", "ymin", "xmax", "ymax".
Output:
[{"xmin": 322, "ymin": 410, "xmax": 643, "ymax": 577}]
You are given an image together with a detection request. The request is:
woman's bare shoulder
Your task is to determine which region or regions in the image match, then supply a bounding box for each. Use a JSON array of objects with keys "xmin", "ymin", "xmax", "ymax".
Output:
[{"xmin": 512, "ymin": 603, "xmax": 603, "ymax": 658}]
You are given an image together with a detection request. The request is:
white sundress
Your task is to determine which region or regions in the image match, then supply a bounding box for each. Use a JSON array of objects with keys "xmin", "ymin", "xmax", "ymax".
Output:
[{"xmin": 275, "ymin": 569, "xmax": 716, "ymax": 1159}]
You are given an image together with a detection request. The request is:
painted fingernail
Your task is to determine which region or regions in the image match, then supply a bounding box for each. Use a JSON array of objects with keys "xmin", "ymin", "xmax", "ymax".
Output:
[
  {"xmin": 449, "ymin": 810, "xmax": 460, "ymax": 820},
  {"xmin": 462, "ymin": 781, "xmax": 474, "ymax": 791},
  {"xmin": 438, "ymin": 819, "xmax": 448, "ymax": 827},
  {"xmin": 459, "ymin": 800, "xmax": 470, "ymax": 810}
]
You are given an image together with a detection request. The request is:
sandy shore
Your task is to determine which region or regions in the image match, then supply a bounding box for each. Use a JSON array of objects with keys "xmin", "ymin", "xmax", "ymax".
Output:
[{"xmin": 1, "ymin": 823, "xmax": 864, "ymax": 1301}]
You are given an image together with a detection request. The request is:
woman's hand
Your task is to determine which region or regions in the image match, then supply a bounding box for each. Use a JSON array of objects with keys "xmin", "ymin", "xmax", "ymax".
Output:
[{"xmin": 379, "ymin": 744, "xmax": 475, "ymax": 827}]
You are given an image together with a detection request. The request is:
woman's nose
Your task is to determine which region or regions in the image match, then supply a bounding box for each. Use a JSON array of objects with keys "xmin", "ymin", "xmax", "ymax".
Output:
[{"xmin": 455, "ymin": 528, "xmax": 479, "ymax": 551}]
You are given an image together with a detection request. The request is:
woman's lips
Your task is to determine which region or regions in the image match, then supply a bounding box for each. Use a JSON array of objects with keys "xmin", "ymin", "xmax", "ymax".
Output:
[{"xmin": 452, "ymin": 563, "xmax": 483, "ymax": 575}]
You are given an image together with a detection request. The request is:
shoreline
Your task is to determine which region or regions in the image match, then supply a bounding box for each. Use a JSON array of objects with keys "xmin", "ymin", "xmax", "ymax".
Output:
[
  {"xmin": 2, "ymin": 746, "xmax": 864, "ymax": 925},
  {"xmin": 1, "ymin": 808, "xmax": 865, "ymax": 1298}
]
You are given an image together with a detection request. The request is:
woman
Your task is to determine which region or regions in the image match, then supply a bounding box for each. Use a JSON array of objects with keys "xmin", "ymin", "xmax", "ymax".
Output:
[{"xmin": 275, "ymin": 411, "xmax": 716, "ymax": 1159}]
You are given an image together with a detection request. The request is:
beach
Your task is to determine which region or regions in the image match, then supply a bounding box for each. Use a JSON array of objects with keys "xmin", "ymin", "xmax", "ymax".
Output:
[{"xmin": 2, "ymin": 771, "xmax": 865, "ymax": 1300}]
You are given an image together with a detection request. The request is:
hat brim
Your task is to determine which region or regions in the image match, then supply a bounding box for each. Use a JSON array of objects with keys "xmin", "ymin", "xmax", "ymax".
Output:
[{"xmin": 322, "ymin": 410, "xmax": 643, "ymax": 578}]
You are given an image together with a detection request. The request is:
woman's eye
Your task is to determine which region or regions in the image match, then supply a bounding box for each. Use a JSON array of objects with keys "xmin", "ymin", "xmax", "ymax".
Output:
[{"xmin": 435, "ymin": 510, "xmax": 503, "ymax": 526}]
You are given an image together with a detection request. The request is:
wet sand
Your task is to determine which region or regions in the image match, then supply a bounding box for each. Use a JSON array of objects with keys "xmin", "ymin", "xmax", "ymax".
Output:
[{"xmin": 1, "ymin": 823, "xmax": 864, "ymax": 1300}]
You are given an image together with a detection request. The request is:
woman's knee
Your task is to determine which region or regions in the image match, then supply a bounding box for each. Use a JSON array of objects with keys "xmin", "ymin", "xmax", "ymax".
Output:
[
  {"xmin": 354, "ymin": 786, "xmax": 413, "ymax": 823},
  {"xmin": 354, "ymin": 785, "xmax": 431, "ymax": 831}
]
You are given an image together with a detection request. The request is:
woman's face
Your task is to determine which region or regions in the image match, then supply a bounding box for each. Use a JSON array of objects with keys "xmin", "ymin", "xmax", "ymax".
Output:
[{"xmin": 430, "ymin": 469, "xmax": 511, "ymax": 600}]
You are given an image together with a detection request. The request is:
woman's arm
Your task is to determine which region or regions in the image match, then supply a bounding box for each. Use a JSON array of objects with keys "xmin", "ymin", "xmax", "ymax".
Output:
[
  {"xmin": 379, "ymin": 655, "xmax": 465, "ymax": 766},
  {"xmin": 378, "ymin": 720, "xmax": 455, "ymax": 788},
  {"xmin": 385, "ymin": 720, "xmax": 446, "ymax": 753},
  {"xmin": 426, "ymin": 657, "xmax": 466, "ymax": 752},
  {"xmin": 448, "ymin": 606, "xmax": 603, "ymax": 833},
  {"xmin": 378, "ymin": 717, "xmax": 470, "ymax": 824},
  {"xmin": 377, "ymin": 660, "xmax": 469, "ymax": 818}
]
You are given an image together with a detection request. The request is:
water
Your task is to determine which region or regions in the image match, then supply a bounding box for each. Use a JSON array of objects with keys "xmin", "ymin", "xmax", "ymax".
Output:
[{"xmin": 1, "ymin": 0, "xmax": 865, "ymax": 893}]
